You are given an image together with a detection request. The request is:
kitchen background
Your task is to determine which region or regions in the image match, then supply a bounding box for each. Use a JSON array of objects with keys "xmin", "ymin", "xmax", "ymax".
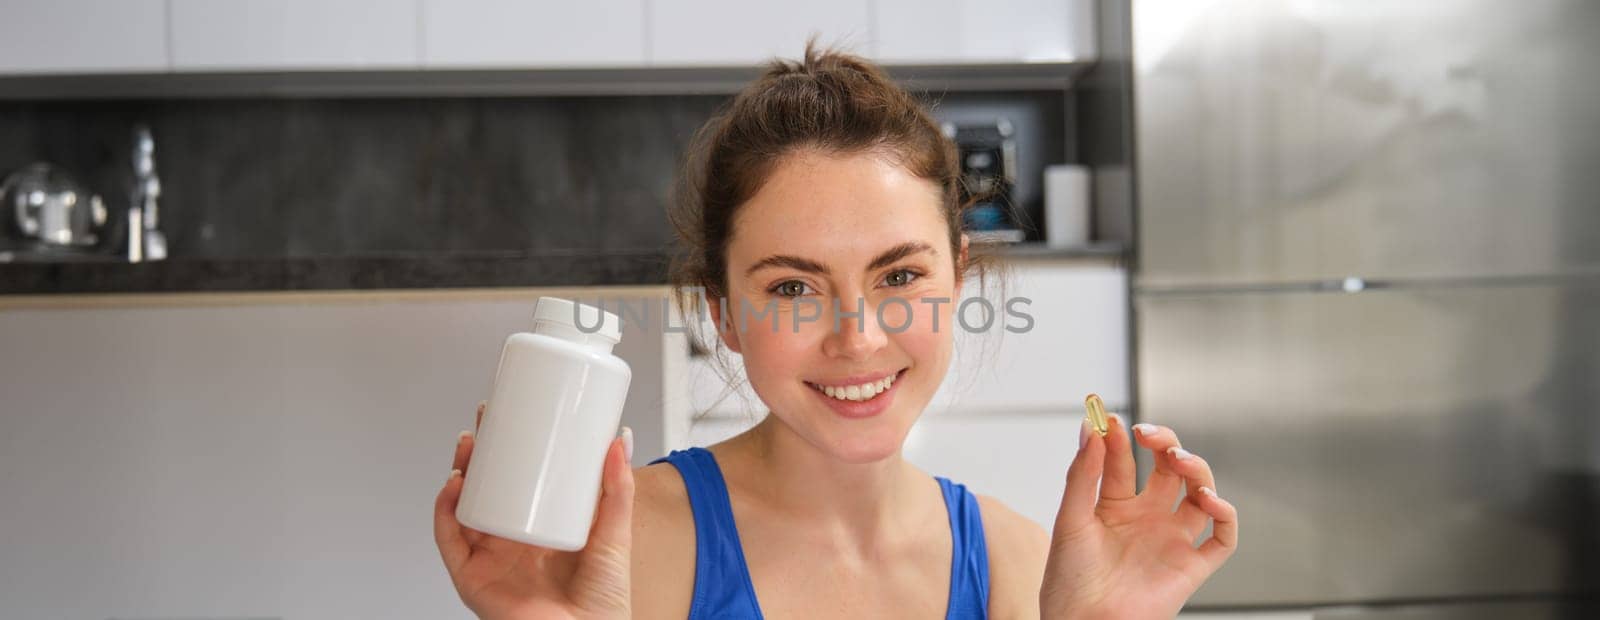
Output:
[{"xmin": 0, "ymin": 1, "xmax": 1594, "ymax": 619}]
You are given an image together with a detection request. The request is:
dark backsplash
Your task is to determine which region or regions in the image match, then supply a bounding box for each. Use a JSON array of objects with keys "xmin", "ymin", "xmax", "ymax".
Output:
[{"xmin": 0, "ymin": 92, "xmax": 1065, "ymax": 260}]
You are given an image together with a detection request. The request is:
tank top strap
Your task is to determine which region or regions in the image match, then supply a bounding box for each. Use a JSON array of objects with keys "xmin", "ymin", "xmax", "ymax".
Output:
[
  {"xmin": 936, "ymin": 476, "xmax": 991, "ymax": 619},
  {"xmin": 648, "ymin": 447, "xmax": 765, "ymax": 619}
]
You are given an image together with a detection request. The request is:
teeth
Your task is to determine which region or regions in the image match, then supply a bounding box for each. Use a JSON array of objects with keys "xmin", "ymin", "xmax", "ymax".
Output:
[{"xmin": 813, "ymin": 372, "xmax": 898, "ymax": 402}]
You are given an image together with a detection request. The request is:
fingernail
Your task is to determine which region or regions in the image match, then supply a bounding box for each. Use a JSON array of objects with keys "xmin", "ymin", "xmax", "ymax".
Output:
[
  {"xmin": 1169, "ymin": 446, "xmax": 1194, "ymax": 461},
  {"xmin": 620, "ymin": 426, "xmax": 634, "ymax": 465},
  {"xmin": 457, "ymin": 429, "xmax": 472, "ymax": 444},
  {"xmin": 477, "ymin": 400, "xmax": 486, "ymax": 412},
  {"xmin": 448, "ymin": 468, "xmax": 461, "ymax": 483},
  {"xmin": 1133, "ymin": 423, "xmax": 1157, "ymax": 437},
  {"xmin": 1079, "ymin": 417, "xmax": 1090, "ymax": 449},
  {"xmin": 1110, "ymin": 413, "xmax": 1126, "ymax": 431},
  {"xmin": 1199, "ymin": 486, "xmax": 1216, "ymax": 498}
]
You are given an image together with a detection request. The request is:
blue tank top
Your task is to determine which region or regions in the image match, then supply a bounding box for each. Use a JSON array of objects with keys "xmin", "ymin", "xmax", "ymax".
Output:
[{"xmin": 649, "ymin": 447, "xmax": 990, "ymax": 619}]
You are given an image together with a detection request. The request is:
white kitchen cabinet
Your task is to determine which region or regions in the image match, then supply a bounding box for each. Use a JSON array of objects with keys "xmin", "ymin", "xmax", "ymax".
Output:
[
  {"xmin": 3, "ymin": 0, "xmax": 1099, "ymax": 79},
  {"xmin": 422, "ymin": 0, "xmax": 646, "ymax": 68},
  {"xmin": 930, "ymin": 258, "xmax": 1129, "ymax": 415},
  {"xmin": 170, "ymin": 0, "xmax": 420, "ymax": 70},
  {"xmin": 648, "ymin": 0, "xmax": 872, "ymax": 66},
  {"xmin": 873, "ymin": 0, "xmax": 1096, "ymax": 64},
  {"xmin": 0, "ymin": 288, "xmax": 673, "ymax": 618},
  {"xmin": 0, "ymin": 0, "xmax": 167, "ymax": 74},
  {"xmin": 903, "ymin": 411, "xmax": 1080, "ymax": 527}
]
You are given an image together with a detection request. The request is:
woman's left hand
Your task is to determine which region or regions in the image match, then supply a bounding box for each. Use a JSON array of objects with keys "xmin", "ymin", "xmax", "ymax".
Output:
[{"xmin": 1040, "ymin": 412, "xmax": 1240, "ymax": 619}]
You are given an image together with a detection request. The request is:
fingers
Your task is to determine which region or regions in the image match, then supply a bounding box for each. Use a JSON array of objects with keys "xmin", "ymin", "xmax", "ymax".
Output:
[
  {"xmin": 1132, "ymin": 423, "xmax": 1221, "ymax": 538},
  {"xmin": 1194, "ymin": 486, "xmax": 1239, "ymax": 570},
  {"xmin": 1131, "ymin": 423, "xmax": 1184, "ymax": 511},
  {"xmin": 1054, "ymin": 417, "xmax": 1106, "ymax": 536},
  {"xmin": 434, "ymin": 468, "xmax": 470, "ymax": 578},
  {"xmin": 452, "ymin": 429, "xmax": 474, "ymax": 474},
  {"xmin": 475, "ymin": 400, "xmax": 485, "ymax": 432},
  {"xmin": 455, "ymin": 404, "xmax": 485, "ymax": 547},
  {"xmin": 1099, "ymin": 413, "xmax": 1136, "ymax": 501},
  {"xmin": 566, "ymin": 435, "xmax": 636, "ymax": 612},
  {"xmin": 1166, "ymin": 447, "xmax": 1218, "ymax": 537},
  {"xmin": 580, "ymin": 435, "xmax": 636, "ymax": 571},
  {"xmin": 1166, "ymin": 446, "xmax": 1217, "ymax": 497}
]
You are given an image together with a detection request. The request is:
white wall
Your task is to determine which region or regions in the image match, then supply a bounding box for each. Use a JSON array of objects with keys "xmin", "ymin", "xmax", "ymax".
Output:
[{"xmin": 0, "ymin": 288, "xmax": 671, "ymax": 619}]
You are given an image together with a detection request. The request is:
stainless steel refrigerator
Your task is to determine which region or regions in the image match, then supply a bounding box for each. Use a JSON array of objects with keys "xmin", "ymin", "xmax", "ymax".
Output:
[{"xmin": 1129, "ymin": 1, "xmax": 1600, "ymax": 617}]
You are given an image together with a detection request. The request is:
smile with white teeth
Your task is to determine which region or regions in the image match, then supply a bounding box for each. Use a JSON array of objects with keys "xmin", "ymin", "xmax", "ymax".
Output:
[{"xmin": 809, "ymin": 372, "xmax": 898, "ymax": 402}]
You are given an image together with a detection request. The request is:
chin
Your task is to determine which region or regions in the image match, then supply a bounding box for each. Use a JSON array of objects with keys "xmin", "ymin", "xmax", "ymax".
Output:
[
  {"xmin": 828, "ymin": 439, "xmax": 903, "ymax": 464},
  {"xmin": 820, "ymin": 419, "xmax": 912, "ymax": 464}
]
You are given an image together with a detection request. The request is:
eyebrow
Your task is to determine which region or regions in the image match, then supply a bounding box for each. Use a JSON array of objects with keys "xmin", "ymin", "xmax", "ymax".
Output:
[{"xmin": 744, "ymin": 241, "xmax": 936, "ymax": 277}]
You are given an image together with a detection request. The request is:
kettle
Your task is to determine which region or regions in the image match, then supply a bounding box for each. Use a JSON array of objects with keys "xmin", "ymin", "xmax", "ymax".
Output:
[{"xmin": 1, "ymin": 163, "xmax": 108, "ymax": 249}]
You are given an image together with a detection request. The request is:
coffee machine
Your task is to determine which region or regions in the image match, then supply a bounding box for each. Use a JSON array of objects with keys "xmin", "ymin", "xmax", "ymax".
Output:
[{"xmin": 943, "ymin": 118, "xmax": 1025, "ymax": 243}]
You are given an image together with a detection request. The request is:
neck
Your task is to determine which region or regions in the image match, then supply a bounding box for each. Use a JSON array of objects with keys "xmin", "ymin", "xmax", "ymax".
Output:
[{"xmin": 718, "ymin": 414, "xmax": 932, "ymax": 552}]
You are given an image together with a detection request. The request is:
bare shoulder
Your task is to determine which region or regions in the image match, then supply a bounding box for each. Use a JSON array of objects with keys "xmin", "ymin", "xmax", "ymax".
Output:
[
  {"xmin": 976, "ymin": 494, "xmax": 1050, "ymax": 618},
  {"xmin": 630, "ymin": 461, "xmax": 696, "ymax": 620}
]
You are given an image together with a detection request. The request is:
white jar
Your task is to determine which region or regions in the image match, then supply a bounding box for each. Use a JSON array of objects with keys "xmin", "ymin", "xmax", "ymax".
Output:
[
  {"xmin": 456, "ymin": 296, "xmax": 632, "ymax": 551},
  {"xmin": 1044, "ymin": 164, "xmax": 1090, "ymax": 248}
]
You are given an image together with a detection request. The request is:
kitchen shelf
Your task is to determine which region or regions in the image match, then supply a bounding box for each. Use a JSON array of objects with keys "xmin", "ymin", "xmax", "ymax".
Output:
[
  {"xmin": 0, "ymin": 62, "xmax": 1094, "ymax": 100},
  {"xmin": 0, "ymin": 250, "xmax": 669, "ymax": 295},
  {"xmin": 997, "ymin": 241, "xmax": 1129, "ymax": 262}
]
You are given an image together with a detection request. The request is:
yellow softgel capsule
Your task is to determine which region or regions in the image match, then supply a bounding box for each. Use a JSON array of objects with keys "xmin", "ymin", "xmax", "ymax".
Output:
[{"xmin": 1084, "ymin": 393, "xmax": 1109, "ymax": 437}]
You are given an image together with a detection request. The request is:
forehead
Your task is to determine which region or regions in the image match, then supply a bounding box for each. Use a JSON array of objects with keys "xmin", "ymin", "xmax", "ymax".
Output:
[{"xmin": 727, "ymin": 151, "xmax": 948, "ymax": 266}]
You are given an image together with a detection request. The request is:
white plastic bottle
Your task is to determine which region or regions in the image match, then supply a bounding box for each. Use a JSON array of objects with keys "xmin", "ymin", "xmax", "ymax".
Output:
[{"xmin": 456, "ymin": 296, "xmax": 632, "ymax": 551}]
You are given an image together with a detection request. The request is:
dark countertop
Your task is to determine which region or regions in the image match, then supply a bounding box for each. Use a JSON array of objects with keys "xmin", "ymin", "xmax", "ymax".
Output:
[
  {"xmin": 0, "ymin": 243, "xmax": 1125, "ymax": 295},
  {"xmin": 0, "ymin": 250, "xmax": 672, "ymax": 294}
]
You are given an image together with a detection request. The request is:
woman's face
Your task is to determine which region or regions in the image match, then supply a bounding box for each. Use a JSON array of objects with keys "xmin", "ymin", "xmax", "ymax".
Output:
[{"xmin": 711, "ymin": 150, "xmax": 965, "ymax": 464}]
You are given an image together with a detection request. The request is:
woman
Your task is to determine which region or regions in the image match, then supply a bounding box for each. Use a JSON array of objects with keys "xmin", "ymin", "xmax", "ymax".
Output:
[{"xmin": 435, "ymin": 45, "xmax": 1238, "ymax": 619}]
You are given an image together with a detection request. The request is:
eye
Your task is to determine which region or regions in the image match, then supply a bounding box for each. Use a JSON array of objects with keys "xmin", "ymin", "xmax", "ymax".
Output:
[
  {"xmin": 770, "ymin": 280, "xmax": 812, "ymax": 298},
  {"xmin": 883, "ymin": 268, "xmax": 923, "ymax": 288}
]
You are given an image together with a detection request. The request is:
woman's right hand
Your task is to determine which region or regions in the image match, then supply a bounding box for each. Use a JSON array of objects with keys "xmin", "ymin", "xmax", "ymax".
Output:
[{"xmin": 433, "ymin": 402, "xmax": 636, "ymax": 620}]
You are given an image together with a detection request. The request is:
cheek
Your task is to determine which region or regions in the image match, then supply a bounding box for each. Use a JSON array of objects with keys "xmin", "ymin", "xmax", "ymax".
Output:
[
  {"xmin": 732, "ymin": 310, "xmax": 818, "ymax": 386},
  {"xmin": 891, "ymin": 298, "xmax": 954, "ymax": 363}
]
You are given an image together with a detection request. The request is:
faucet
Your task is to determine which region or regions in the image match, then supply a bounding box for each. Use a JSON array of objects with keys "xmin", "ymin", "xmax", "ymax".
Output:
[{"xmin": 127, "ymin": 124, "xmax": 167, "ymax": 262}]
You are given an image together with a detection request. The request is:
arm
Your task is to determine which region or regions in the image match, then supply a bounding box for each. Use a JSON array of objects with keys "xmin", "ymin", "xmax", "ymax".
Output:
[
  {"xmin": 978, "ymin": 495, "xmax": 1050, "ymax": 619},
  {"xmin": 628, "ymin": 462, "xmax": 698, "ymax": 619}
]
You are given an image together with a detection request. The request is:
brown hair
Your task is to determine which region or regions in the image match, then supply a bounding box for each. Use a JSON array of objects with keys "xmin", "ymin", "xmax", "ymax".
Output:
[{"xmin": 668, "ymin": 42, "xmax": 1009, "ymax": 410}]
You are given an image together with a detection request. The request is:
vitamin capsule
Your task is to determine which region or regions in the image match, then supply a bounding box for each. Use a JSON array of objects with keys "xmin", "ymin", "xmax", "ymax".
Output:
[{"xmin": 1084, "ymin": 393, "xmax": 1109, "ymax": 437}]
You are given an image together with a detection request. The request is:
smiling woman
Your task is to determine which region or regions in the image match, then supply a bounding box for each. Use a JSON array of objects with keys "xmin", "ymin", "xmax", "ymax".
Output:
[
  {"xmin": 434, "ymin": 41, "xmax": 1239, "ymax": 620},
  {"xmin": 692, "ymin": 150, "xmax": 971, "ymax": 464},
  {"xmin": 644, "ymin": 45, "xmax": 1027, "ymax": 618}
]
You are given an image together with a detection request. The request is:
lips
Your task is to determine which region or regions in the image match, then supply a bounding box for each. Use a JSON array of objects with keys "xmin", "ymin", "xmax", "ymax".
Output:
[
  {"xmin": 804, "ymin": 368, "xmax": 907, "ymax": 418},
  {"xmin": 807, "ymin": 368, "xmax": 902, "ymax": 386},
  {"xmin": 806, "ymin": 370, "xmax": 899, "ymax": 402}
]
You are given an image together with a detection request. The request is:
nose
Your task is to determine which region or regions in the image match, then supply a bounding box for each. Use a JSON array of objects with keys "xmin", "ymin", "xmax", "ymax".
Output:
[{"xmin": 820, "ymin": 294, "xmax": 888, "ymax": 361}]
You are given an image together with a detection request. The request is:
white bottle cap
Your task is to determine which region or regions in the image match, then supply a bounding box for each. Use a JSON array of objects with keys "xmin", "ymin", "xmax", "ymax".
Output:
[{"xmin": 532, "ymin": 297, "xmax": 622, "ymax": 348}]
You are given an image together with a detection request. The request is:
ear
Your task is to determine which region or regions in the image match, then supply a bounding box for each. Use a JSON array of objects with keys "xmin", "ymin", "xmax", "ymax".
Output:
[{"xmin": 704, "ymin": 291, "xmax": 743, "ymax": 354}]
